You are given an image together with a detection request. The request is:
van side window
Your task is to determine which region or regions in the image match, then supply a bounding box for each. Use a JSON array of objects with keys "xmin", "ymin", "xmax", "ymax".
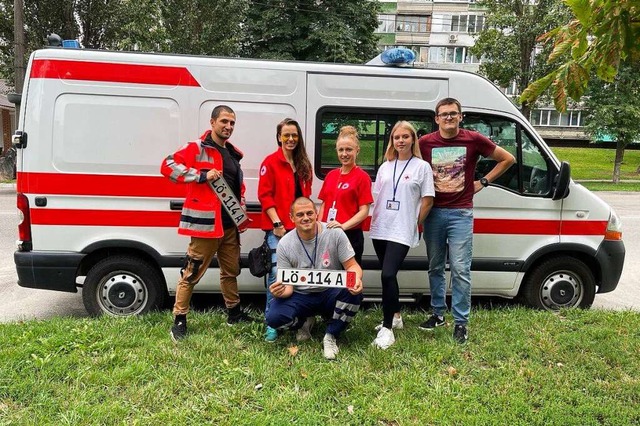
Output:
[
  {"xmin": 316, "ymin": 109, "xmax": 433, "ymax": 179},
  {"xmin": 462, "ymin": 114, "xmax": 551, "ymax": 196}
]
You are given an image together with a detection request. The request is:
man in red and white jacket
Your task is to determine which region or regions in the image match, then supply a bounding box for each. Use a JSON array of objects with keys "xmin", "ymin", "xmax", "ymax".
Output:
[{"xmin": 161, "ymin": 105, "xmax": 254, "ymax": 342}]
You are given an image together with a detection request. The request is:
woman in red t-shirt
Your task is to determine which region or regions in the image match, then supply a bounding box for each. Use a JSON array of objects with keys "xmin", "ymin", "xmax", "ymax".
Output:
[
  {"xmin": 257, "ymin": 117, "xmax": 313, "ymax": 342},
  {"xmin": 318, "ymin": 126, "xmax": 373, "ymax": 265}
]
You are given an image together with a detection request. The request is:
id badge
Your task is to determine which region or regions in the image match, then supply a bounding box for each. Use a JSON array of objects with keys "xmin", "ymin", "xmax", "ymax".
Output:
[
  {"xmin": 327, "ymin": 207, "xmax": 338, "ymax": 222},
  {"xmin": 386, "ymin": 200, "xmax": 400, "ymax": 211}
]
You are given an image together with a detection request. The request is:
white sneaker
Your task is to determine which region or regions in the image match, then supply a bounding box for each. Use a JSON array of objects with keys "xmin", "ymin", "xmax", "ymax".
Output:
[
  {"xmin": 374, "ymin": 316, "xmax": 404, "ymax": 331},
  {"xmin": 323, "ymin": 333, "xmax": 339, "ymax": 360},
  {"xmin": 372, "ymin": 327, "xmax": 395, "ymax": 349},
  {"xmin": 296, "ymin": 317, "xmax": 316, "ymax": 342}
]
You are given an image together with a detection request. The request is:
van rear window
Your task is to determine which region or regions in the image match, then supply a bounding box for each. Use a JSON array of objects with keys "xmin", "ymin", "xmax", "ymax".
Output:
[{"xmin": 315, "ymin": 108, "xmax": 434, "ymax": 179}]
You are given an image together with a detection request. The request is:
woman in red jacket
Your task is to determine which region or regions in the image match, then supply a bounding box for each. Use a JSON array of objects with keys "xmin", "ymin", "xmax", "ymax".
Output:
[
  {"xmin": 258, "ymin": 117, "xmax": 313, "ymax": 341},
  {"xmin": 318, "ymin": 126, "xmax": 373, "ymax": 266}
]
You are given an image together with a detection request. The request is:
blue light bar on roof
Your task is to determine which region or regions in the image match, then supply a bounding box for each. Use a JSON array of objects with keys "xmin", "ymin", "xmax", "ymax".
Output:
[
  {"xmin": 365, "ymin": 47, "xmax": 416, "ymax": 67},
  {"xmin": 381, "ymin": 48, "xmax": 416, "ymax": 65},
  {"xmin": 62, "ymin": 40, "xmax": 80, "ymax": 49}
]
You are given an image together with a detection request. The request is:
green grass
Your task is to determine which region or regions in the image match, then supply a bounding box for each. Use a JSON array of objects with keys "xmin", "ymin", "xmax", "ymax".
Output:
[
  {"xmin": 2, "ymin": 307, "xmax": 639, "ymax": 425},
  {"xmin": 552, "ymin": 147, "xmax": 640, "ymax": 181}
]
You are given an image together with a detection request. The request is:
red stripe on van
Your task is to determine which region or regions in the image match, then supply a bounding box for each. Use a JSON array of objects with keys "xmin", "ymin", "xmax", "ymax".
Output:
[
  {"xmin": 18, "ymin": 172, "xmax": 186, "ymax": 197},
  {"xmin": 474, "ymin": 218, "xmax": 607, "ymax": 236},
  {"xmin": 30, "ymin": 59, "xmax": 201, "ymax": 87},
  {"xmin": 30, "ymin": 209, "xmax": 264, "ymax": 227}
]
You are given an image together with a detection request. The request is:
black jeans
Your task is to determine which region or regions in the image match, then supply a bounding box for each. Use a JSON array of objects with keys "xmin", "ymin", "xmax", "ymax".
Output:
[{"xmin": 372, "ymin": 239, "xmax": 410, "ymax": 329}]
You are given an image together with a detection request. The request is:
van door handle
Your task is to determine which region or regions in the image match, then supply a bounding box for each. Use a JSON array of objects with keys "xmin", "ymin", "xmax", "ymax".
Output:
[{"xmin": 170, "ymin": 200, "xmax": 184, "ymax": 210}]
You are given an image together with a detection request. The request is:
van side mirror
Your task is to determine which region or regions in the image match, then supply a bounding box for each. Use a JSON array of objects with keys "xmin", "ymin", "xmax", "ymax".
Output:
[{"xmin": 552, "ymin": 161, "xmax": 571, "ymax": 200}]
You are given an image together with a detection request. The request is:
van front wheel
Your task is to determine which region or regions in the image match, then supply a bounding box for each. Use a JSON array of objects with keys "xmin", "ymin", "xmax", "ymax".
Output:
[
  {"xmin": 82, "ymin": 256, "xmax": 166, "ymax": 317},
  {"xmin": 523, "ymin": 256, "xmax": 596, "ymax": 311}
]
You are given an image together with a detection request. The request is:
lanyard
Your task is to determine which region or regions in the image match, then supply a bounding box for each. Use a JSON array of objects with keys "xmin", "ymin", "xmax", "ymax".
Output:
[
  {"xmin": 296, "ymin": 226, "xmax": 318, "ymax": 268},
  {"xmin": 392, "ymin": 156, "xmax": 413, "ymax": 201}
]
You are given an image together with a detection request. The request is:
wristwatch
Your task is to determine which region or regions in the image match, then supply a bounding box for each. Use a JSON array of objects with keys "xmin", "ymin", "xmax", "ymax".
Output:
[
  {"xmin": 480, "ymin": 177, "xmax": 490, "ymax": 187},
  {"xmin": 272, "ymin": 221, "xmax": 283, "ymax": 229}
]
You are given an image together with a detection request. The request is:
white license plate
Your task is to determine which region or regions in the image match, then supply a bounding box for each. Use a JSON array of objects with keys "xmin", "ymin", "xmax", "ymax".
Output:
[
  {"xmin": 277, "ymin": 268, "xmax": 356, "ymax": 289},
  {"xmin": 208, "ymin": 176, "xmax": 249, "ymax": 227}
]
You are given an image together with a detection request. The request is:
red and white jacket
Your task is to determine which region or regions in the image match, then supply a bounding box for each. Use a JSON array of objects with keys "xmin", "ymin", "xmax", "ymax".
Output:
[
  {"xmin": 258, "ymin": 148, "xmax": 312, "ymax": 231},
  {"xmin": 161, "ymin": 130, "xmax": 245, "ymax": 238}
]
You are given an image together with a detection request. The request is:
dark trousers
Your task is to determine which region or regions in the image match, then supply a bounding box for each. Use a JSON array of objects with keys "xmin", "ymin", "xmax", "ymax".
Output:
[
  {"xmin": 266, "ymin": 288, "xmax": 363, "ymax": 338},
  {"xmin": 372, "ymin": 239, "xmax": 410, "ymax": 329}
]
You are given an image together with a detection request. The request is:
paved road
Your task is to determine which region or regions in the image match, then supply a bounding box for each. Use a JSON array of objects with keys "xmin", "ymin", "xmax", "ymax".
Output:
[{"xmin": 0, "ymin": 186, "xmax": 637, "ymax": 322}]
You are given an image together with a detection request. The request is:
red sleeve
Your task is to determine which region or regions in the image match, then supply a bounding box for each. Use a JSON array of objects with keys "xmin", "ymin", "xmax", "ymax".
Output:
[
  {"xmin": 257, "ymin": 156, "xmax": 277, "ymax": 211},
  {"xmin": 357, "ymin": 171, "xmax": 374, "ymax": 206},
  {"xmin": 318, "ymin": 169, "xmax": 334, "ymax": 202},
  {"xmin": 160, "ymin": 142, "xmax": 200, "ymax": 183}
]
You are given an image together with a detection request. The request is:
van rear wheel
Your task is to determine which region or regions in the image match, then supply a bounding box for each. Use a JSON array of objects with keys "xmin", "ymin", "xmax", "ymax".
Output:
[
  {"xmin": 522, "ymin": 256, "xmax": 596, "ymax": 311},
  {"xmin": 82, "ymin": 255, "xmax": 165, "ymax": 317}
]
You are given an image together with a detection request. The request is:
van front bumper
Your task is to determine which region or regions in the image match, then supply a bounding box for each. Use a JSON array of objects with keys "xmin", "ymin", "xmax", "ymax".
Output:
[
  {"xmin": 596, "ymin": 240, "xmax": 625, "ymax": 293},
  {"xmin": 14, "ymin": 251, "xmax": 84, "ymax": 293}
]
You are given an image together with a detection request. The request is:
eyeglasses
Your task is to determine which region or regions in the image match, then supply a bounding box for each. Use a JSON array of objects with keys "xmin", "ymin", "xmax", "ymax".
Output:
[
  {"xmin": 437, "ymin": 111, "xmax": 460, "ymax": 119},
  {"xmin": 281, "ymin": 134, "xmax": 299, "ymax": 141}
]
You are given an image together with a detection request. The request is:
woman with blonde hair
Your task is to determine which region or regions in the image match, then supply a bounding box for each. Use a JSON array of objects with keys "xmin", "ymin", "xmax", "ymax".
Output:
[
  {"xmin": 318, "ymin": 126, "xmax": 373, "ymax": 266},
  {"xmin": 369, "ymin": 121, "xmax": 434, "ymax": 349}
]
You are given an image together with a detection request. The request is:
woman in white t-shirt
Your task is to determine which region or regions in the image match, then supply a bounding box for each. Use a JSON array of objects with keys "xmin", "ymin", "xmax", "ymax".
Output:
[{"xmin": 369, "ymin": 121, "xmax": 435, "ymax": 349}]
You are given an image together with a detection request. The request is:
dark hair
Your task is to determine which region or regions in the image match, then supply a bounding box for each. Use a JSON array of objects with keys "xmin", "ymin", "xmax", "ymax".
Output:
[
  {"xmin": 211, "ymin": 105, "xmax": 235, "ymax": 119},
  {"xmin": 435, "ymin": 98, "xmax": 462, "ymax": 115},
  {"xmin": 276, "ymin": 118, "xmax": 313, "ymax": 183}
]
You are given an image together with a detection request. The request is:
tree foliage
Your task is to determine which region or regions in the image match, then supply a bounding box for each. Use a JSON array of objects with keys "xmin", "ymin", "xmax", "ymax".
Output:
[
  {"xmin": 158, "ymin": 0, "xmax": 247, "ymax": 56},
  {"xmin": 0, "ymin": 0, "xmax": 381, "ymax": 89},
  {"xmin": 521, "ymin": 0, "xmax": 640, "ymax": 112},
  {"xmin": 582, "ymin": 63, "xmax": 640, "ymax": 182},
  {"xmin": 470, "ymin": 0, "xmax": 571, "ymax": 118},
  {"xmin": 241, "ymin": 0, "xmax": 380, "ymax": 63}
]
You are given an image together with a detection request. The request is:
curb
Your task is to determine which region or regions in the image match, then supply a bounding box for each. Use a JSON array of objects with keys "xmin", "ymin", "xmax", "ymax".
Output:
[{"xmin": 0, "ymin": 182, "xmax": 16, "ymax": 190}]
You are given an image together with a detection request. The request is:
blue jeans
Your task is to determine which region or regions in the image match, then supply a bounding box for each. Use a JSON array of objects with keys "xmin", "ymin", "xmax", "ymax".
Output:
[
  {"xmin": 264, "ymin": 230, "xmax": 280, "ymax": 316},
  {"xmin": 423, "ymin": 208, "xmax": 473, "ymax": 325}
]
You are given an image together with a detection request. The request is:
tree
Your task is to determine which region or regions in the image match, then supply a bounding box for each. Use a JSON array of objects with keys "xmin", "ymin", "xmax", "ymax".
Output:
[
  {"xmin": 470, "ymin": 0, "xmax": 572, "ymax": 119},
  {"xmin": 521, "ymin": 0, "xmax": 640, "ymax": 112},
  {"xmin": 582, "ymin": 63, "xmax": 640, "ymax": 183},
  {"xmin": 241, "ymin": 0, "xmax": 380, "ymax": 63},
  {"xmin": 158, "ymin": 0, "xmax": 247, "ymax": 56},
  {"xmin": 0, "ymin": 0, "xmax": 161, "ymax": 86}
]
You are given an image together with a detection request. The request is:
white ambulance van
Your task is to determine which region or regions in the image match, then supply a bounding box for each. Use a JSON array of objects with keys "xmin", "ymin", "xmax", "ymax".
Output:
[{"xmin": 13, "ymin": 47, "xmax": 625, "ymax": 316}]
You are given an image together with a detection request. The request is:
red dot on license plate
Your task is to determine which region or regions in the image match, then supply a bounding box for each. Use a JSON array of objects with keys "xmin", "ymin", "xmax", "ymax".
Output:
[{"xmin": 301, "ymin": 276, "xmax": 306, "ymax": 282}]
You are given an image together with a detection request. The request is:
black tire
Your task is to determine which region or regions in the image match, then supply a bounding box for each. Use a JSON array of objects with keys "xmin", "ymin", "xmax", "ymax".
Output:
[
  {"xmin": 82, "ymin": 255, "xmax": 166, "ymax": 317},
  {"xmin": 522, "ymin": 256, "xmax": 596, "ymax": 311}
]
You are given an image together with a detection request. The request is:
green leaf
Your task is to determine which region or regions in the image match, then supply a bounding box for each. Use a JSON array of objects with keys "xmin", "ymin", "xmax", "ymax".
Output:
[
  {"xmin": 520, "ymin": 70, "xmax": 558, "ymax": 104},
  {"xmin": 553, "ymin": 76, "xmax": 568, "ymax": 112}
]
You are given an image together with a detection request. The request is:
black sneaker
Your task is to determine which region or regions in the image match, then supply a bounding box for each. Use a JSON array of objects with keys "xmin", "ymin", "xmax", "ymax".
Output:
[
  {"xmin": 170, "ymin": 319, "xmax": 187, "ymax": 342},
  {"xmin": 227, "ymin": 306, "xmax": 256, "ymax": 325},
  {"xmin": 453, "ymin": 324, "xmax": 468, "ymax": 344},
  {"xmin": 419, "ymin": 314, "xmax": 445, "ymax": 330}
]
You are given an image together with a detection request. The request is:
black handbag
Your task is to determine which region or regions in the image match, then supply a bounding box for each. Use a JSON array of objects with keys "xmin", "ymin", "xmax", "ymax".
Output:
[{"xmin": 248, "ymin": 238, "xmax": 273, "ymax": 278}]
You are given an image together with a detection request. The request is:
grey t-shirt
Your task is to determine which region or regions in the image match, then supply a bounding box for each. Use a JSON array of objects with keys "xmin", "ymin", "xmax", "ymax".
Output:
[{"xmin": 277, "ymin": 222, "xmax": 355, "ymax": 294}]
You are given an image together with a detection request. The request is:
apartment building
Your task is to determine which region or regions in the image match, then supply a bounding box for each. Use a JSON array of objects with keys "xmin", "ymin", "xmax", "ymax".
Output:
[{"xmin": 375, "ymin": 0, "xmax": 587, "ymax": 144}]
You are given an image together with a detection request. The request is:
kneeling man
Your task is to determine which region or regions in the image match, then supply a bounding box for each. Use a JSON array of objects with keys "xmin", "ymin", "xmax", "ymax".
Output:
[{"xmin": 266, "ymin": 197, "xmax": 364, "ymax": 360}]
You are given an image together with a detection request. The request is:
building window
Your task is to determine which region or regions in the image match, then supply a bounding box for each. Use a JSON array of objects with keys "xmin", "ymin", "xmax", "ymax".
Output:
[
  {"xmin": 428, "ymin": 46, "xmax": 481, "ymax": 64},
  {"xmin": 529, "ymin": 109, "xmax": 584, "ymax": 127},
  {"xmin": 432, "ymin": 13, "xmax": 486, "ymax": 33},
  {"xmin": 396, "ymin": 15, "xmax": 430, "ymax": 33},
  {"xmin": 504, "ymin": 81, "xmax": 518, "ymax": 96},
  {"xmin": 376, "ymin": 14, "xmax": 396, "ymax": 33}
]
